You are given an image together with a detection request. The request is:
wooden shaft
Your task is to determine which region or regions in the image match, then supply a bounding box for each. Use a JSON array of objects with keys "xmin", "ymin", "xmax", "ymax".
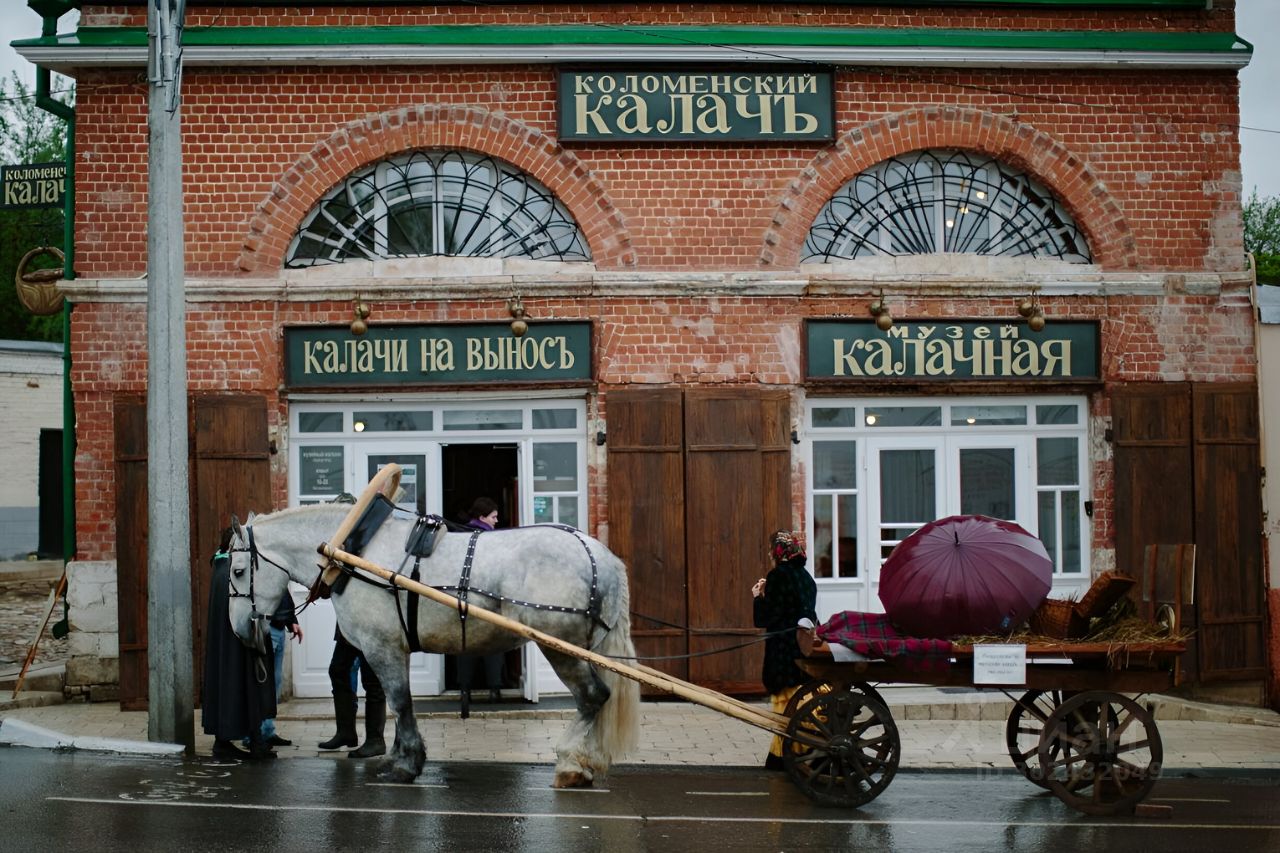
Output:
[
  {"xmin": 632, "ymin": 662, "xmax": 788, "ymax": 728},
  {"xmin": 317, "ymin": 542, "xmax": 787, "ymax": 736},
  {"xmin": 319, "ymin": 463, "xmax": 402, "ymax": 587},
  {"xmin": 12, "ymin": 572, "xmax": 67, "ymax": 699}
]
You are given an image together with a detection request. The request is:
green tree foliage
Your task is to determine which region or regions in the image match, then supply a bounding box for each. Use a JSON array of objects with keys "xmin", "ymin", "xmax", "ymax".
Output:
[
  {"xmin": 1, "ymin": 71, "xmax": 74, "ymax": 342},
  {"xmin": 1243, "ymin": 190, "xmax": 1280, "ymax": 285}
]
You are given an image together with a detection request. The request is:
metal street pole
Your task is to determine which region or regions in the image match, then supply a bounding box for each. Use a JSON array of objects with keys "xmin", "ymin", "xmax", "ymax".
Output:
[{"xmin": 146, "ymin": 0, "xmax": 192, "ymax": 750}]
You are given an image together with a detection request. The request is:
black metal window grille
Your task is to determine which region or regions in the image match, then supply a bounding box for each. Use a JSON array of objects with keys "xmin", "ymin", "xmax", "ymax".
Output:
[
  {"xmin": 286, "ymin": 150, "xmax": 591, "ymax": 267},
  {"xmin": 803, "ymin": 150, "xmax": 1091, "ymax": 263}
]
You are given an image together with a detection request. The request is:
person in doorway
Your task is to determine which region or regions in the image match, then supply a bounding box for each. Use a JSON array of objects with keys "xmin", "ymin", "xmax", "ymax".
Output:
[
  {"xmin": 245, "ymin": 593, "xmax": 303, "ymax": 749},
  {"xmin": 201, "ymin": 532, "xmax": 278, "ymax": 761},
  {"xmin": 317, "ymin": 628, "xmax": 387, "ymax": 759},
  {"xmin": 752, "ymin": 529, "xmax": 818, "ymax": 771},
  {"xmin": 456, "ymin": 496, "xmax": 505, "ymax": 712}
]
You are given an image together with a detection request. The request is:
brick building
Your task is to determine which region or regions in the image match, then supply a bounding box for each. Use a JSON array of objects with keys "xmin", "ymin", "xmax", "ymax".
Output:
[{"xmin": 15, "ymin": 1, "xmax": 1272, "ymax": 707}]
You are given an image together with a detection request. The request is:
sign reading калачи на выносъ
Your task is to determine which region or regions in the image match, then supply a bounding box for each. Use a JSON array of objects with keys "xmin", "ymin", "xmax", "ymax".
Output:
[
  {"xmin": 284, "ymin": 322, "xmax": 592, "ymax": 388},
  {"xmin": 559, "ymin": 70, "xmax": 833, "ymax": 141}
]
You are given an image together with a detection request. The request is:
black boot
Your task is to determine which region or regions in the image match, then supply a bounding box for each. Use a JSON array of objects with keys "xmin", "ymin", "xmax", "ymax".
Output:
[
  {"xmin": 212, "ymin": 739, "xmax": 250, "ymax": 760},
  {"xmin": 348, "ymin": 701, "xmax": 387, "ymax": 759},
  {"xmin": 319, "ymin": 694, "xmax": 359, "ymax": 750},
  {"xmin": 247, "ymin": 736, "xmax": 278, "ymax": 761}
]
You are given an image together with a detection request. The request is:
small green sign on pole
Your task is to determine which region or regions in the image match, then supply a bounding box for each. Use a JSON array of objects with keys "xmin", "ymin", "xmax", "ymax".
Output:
[{"xmin": 1, "ymin": 162, "xmax": 66, "ymax": 209}]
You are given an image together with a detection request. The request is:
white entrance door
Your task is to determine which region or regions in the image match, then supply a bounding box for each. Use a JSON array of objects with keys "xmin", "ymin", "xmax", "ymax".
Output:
[
  {"xmin": 292, "ymin": 445, "xmax": 445, "ymax": 698},
  {"xmin": 864, "ymin": 438, "xmax": 942, "ymax": 614}
]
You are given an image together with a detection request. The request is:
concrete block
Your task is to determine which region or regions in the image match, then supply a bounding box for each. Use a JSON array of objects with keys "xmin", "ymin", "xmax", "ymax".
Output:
[{"xmin": 929, "ymin": 705, "xmax": 958, "ymax": 720}]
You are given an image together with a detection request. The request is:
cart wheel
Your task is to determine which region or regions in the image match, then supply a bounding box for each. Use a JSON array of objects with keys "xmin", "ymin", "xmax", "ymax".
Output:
[
  {"xmin": 783, "ymin": 687, "xmax": 900, "ymax": 808},
  {"xmin": 1006, "ymin": 690, "xmax": 1092, "ymax": 791},
  {"xmin": 1036, "ymin": 690, "xmax": 1164, "ymax": 816},
  {"xmin": 784, "ymin": 680, "xmax": 886, "ymax": 718}
]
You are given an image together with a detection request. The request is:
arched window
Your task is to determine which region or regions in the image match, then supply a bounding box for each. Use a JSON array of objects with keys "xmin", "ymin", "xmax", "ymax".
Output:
[
  {"xmin": 286, "ymin": 150, "xmax": 591, "ymax": 267},
  {"xmin": 803, "ymin": 150, "xmax": 1091, "ymax": 263}
]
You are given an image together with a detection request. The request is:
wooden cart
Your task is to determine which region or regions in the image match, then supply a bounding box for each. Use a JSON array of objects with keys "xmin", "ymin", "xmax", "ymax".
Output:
[
  {"xmin": 783, "ymin": 640, "xmax": 1184, "ymax": 815},
  {"xmin": 318, "ymin": 470, "xmax": 1182, "ymax": 817}
]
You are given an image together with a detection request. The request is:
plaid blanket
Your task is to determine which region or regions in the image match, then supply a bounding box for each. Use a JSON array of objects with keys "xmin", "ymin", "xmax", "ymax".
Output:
[{"xmin": 817, "ymin": 611, "xmax": 954, "ymax": 673}]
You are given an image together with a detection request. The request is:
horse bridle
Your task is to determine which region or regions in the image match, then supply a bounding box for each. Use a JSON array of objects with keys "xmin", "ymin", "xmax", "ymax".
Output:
[{"xmin": 228, "ymin": 525, "xmax": 307, "ymax": 621}]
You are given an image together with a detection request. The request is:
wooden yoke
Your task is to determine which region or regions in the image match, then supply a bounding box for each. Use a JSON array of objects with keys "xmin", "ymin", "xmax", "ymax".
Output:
[{"xmin": 318, "ymin": 462, "xmax": 402, "ymax": 588}]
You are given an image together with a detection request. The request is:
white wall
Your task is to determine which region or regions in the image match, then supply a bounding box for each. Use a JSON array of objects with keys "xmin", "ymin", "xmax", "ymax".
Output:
[{"xmin": 0, "ymin": 340, "xmax": 63, "ymax": 557}]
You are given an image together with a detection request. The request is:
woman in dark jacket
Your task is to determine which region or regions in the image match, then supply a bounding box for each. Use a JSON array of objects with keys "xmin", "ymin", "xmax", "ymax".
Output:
[
  {"xmin": 752, "ymin": 529, "xmax": 818, "ymax": 770},
  {"xmin": 456, "ymin": 496, "xmax": 505, "ymax": 714}
]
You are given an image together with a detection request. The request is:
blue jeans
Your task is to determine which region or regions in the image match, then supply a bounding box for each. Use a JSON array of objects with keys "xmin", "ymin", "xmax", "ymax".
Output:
[{"xmin": 258, "ymin": 625, "xmax": 286, "ymax": 740}]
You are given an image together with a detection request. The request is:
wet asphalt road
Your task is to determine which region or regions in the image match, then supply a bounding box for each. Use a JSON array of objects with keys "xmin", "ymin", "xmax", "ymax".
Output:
[{"xmin": 2, "ymin": 748, "xmax": 1278, "ymax": 852}]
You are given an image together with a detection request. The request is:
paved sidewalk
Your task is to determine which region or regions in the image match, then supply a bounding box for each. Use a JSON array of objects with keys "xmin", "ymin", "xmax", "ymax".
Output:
[{"xmin": 3, "ymin": 685, "xmax": 1278, "ymax": 772}]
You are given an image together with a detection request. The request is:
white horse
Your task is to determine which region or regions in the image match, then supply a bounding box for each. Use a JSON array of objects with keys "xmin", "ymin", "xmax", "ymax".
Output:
[{"xmin": 224, "ymin": 503, "xmax": 640, "ymax": 787}]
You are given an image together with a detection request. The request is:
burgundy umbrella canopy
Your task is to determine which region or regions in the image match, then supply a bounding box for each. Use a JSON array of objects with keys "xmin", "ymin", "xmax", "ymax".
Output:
[{"xmin": 878, "ymin": 515, "xmax": 1053, "ymax": 639}]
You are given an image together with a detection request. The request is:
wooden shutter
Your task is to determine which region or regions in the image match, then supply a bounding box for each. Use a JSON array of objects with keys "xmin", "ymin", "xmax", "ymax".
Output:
[
  {"xmin": 191, "ymin": 395, "xmax": 273, "ymax": 697},
  {"xmin": 605, "ymin": 388, "xmax": 688, "ymax": 683},
  {"xmin": 1111, "ymin": 383, "xmax": 1198, "ymax": 681},
  {"xmin": 113, "ymin": 395, "xmax": 149, "ymax": 710},
  {"xmin": 684, "ymin": 388, "xmax": 792, "ymax": 693},
  {"xmin": 1192, "ymin": 383, "xmax": 1266, "ymax": 681}
]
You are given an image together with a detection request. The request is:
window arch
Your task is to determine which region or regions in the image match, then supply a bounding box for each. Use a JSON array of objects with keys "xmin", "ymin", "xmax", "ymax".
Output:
[
  {"xmin": 286, "ymin": 150, "xmax": 591, "ymax": 267},
  {"xmin": 802, "ymin": 150, "xmax": 1091, "ymax": 263}
]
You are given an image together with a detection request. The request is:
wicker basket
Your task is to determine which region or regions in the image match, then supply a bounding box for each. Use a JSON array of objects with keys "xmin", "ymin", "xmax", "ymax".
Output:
[
  {"xmin": 1075, "ymin": 571, "xmax": 1137, "ymax": 620},
  {"xmin": 1029, "ymin": 598, "xmax": 1089, "ymax": 640}
]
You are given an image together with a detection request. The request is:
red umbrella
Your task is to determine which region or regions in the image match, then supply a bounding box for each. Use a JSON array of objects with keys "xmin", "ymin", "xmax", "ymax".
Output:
[{"xmin": 878, "ymin": 515, "xmax": 1052, "ymax": 639}]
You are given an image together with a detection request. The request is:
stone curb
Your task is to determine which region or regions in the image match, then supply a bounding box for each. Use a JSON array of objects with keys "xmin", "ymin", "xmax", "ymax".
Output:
[{"xmin": 0, "ymin": 717, "xmax": 185, "ymax": 756}]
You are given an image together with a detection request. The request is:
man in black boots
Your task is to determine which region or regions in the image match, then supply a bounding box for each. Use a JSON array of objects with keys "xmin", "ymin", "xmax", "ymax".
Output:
[{"xmin": 318, "ymin": 629, "xmax": 387, "ymax": 759}]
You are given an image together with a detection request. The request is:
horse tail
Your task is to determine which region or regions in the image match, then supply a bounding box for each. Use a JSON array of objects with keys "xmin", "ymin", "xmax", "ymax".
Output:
[{"xmin": 593, "ymin": 558, "xmax": 641, "ymax": 761}]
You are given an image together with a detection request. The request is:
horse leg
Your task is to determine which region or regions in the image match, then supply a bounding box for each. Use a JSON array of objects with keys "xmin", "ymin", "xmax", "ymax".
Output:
[
  {"xmin": 542, "ymin": 649, "xmax": 613, "ymax": 788},
  {"xmin": 363, "ymin": 650, "xmax": 425, "ymax": 783}
]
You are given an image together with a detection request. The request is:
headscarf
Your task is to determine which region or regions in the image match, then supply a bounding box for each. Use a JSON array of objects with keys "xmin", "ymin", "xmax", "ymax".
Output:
[{"xmin": 770, "ymin": 530, "xmax": 806, "ymax": 564}]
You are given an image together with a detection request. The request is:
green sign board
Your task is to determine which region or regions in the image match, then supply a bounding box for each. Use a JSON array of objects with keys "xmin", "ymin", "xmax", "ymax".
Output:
[
  {"xmin": 806, "ymin": 320, "xmax": 1100, "ymax": 381},
  {"xmin": 559, "ymin": 70, "xmax": 833, "ymax": 141},
  {"xmin": 1, "ymin": 162, "xmax": 66, "ymax": 210},
  {"xmin": 284, "ymin": 322, "xmax": 592, "ymax": 388}
]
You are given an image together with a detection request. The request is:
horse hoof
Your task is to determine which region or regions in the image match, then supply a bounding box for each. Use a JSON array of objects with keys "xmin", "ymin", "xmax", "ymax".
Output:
[
  {"xmin": 376, "ymin": 765, "xmax": 417, "ymax": 784},
  {"xmin": 553, "ymin": 771, "xmax": 593, "ymax": 789}
]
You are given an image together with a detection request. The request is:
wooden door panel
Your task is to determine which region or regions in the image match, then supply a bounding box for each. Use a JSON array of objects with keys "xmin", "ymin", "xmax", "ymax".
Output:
[
  {"xmin": 605, "ymin": 388, "xmax": 687, "ymax": 684},
  {"xmin": 1192, "ymin": 383, "xmax": 1265, "ymax": 681},
  {"xmin": 113, "ymin": 395, "xmax": 149, "ymax": 710}
]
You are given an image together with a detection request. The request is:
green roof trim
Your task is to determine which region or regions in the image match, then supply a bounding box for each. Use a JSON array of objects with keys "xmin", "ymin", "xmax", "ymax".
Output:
[{"xmin": 14, "ymin": 25, "xmax": 1251, "ymax": 54}]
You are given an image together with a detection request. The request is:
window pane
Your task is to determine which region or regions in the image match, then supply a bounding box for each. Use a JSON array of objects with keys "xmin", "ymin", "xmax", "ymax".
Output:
[
  {"xmin": 558, "ymin": 496, "xmax": 579, "ymax": 528},
  {"xmin": 533, "ymin": 495, "xmax": 553, "ymax": 524},
  {"xmin": 299, "ymin": 412, "xmax": 343, "ymax": 433},
  {"xmin": 353, "ymin": 410, "xmax": 432, "ymax": 432},
  {"xmin": 1038, "ymin": 491, "xmax": 1058, "ymax": 570},
  {"xmin": 299, "ymin": 446, "xmax": 345, "ymax": 495},
  {"xmin": 959, "ymin": 447, "xmax": 1015, "ymax": 519},
  {"xmin": 533, "ymin": 442, "xmax": 577, "ymax": 492},
  {"xmin": 837, "ymin": 494, "xmax": 858, "ymax": 579},
  {"xmin": 865, "ymin": 406, "xmax": 942, "ymax": 427},
  {"xmin": 880, "ymin": 449, "xmax": 935, "ymax": 523},
  {"xmin": 1037, "ymin": 438, "xmax": 1079, "ymax": 486},
  {"xmin": 1036, "ymin": 404, "xmax": 1079, "ymax": 425},
  {"xmin": 1060, "ymin": 490, "xmax": 1082, "ymax": 574},
  {"xmin": 532, "ymin": 409, "xmax": 577, "ymax": 429},
  {"xmin": 813, "ymin": 495, "xmax": 834, "ymax": 578},
  {"xmin": 812, "ymin": 407, "xmax": 857, "ymax": 428},
  {"xmin": 813, "ymin": 441, "xmax": 857, "ymax": 490},
  {"xmin": 951, "ymin": 405, "xmax": 1027, "ymax": 426},
  {"xmin": 443, "ymin": 409, "xmax": 522, "ymax": 431}
]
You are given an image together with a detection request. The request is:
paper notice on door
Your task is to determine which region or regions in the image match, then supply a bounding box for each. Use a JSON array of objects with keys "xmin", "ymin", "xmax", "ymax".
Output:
[{"xmin": 973, "ymin": 644, "xmax": 1027, "ymax": 685}]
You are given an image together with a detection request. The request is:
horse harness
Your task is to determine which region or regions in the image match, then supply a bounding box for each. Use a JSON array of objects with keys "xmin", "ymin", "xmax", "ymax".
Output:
[{"xmin": 320, "ymin": 500, "xmax": 608, "ymax": 653}]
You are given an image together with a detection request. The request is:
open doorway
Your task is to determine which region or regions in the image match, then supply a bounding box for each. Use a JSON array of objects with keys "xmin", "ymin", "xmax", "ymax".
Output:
[{"xmin": 440, "ymin": 443, "xmax": 522, "ymax": 699}]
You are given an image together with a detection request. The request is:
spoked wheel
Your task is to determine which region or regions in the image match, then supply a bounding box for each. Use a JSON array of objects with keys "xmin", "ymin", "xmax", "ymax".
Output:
[
  {"xmin": 783, "ymin": 687, "xmax": 901, "ymax": 808},
  {"xmin": 1006, "ymin": 690, "xmax": 1092, "ymax": 791},
  {"xmin": 1036, "ymin": 690, "xmax": 1164, "ymax": 816},
  {"xmin": 784, "ymin": 679, "xmax": 887, "ymax": 718}
]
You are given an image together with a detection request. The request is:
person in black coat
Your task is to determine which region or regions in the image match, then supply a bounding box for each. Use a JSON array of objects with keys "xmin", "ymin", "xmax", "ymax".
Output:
[
  {"xmin": 752, "ymin": 529, "xmax": 818, "ymax": 770},
  {"xmin": 201, "ymin": 541, "xmax": 278, "ymax": 761},
  {"xmin": 456, "ymin": 496, "xmax": 505, "ymax": 715}
]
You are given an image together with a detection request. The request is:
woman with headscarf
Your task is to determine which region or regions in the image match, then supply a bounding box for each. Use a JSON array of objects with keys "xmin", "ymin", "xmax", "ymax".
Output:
[{"xmin": 751, "ymin": 529, "xmax": 818, "ymax": 770}]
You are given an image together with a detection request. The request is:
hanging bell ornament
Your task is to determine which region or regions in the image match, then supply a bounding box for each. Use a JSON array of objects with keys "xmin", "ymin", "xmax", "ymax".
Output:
[
  {"xmin": 350, "ymin": 317, "xmax": 368, "ymax": 335},
  {"xmin": 1027, "ymin": 311, "xmax": 1046, "ymax": 333},
  {"xmin": 868, "ymin": 299, "xmax": 884, "ymax": 317},
  {"xmin": 355, "ymin": 302, "xmax": 371, "ymax": 319},
  {"xmin": 1017, "ymin": 298, "xmax": 1036, "ymax": 318},
  {"xmin": 875, "ymin": 311, "xmax": 894, "ymax": 331},
  {"xmin": 510, "ymin": 317, "xmax": 529, "ymax": 337}
]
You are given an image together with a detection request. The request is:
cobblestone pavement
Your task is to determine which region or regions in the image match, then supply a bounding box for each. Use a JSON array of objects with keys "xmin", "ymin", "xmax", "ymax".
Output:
[{"xmin": 0, "ymin": 577, "xmax": 68, "ymax": 672}]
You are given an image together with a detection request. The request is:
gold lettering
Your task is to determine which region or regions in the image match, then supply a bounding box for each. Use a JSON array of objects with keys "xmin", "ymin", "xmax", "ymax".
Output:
[
  {"xmin": 615, "ymin": 94, "xmax": 652, "ymax": 134},
  {"xmin": 574, "ymin": 94, "xmax": 613, "ymax": 135},
  {"xmin": 1041, "ymin": 340, "xmax": 1071, "ymax": 375},
  {"xmin": 695, "ymin": 95, "xmax": 730, "ymax": 134},
  {"xmin": 733, "ymin": 95, "xmax": 774, "ymax": 134},
  {"xmin": 782, "ymin": 97, "xmax": 818, "ymax": 134},
  {"xmin": 833, "ymin": 339, "xmax": 863, "ymax": 377}
]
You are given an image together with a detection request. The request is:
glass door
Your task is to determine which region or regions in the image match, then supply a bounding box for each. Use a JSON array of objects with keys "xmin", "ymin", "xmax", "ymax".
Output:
[
  {"xmin": 948, "ymin": 436, "xmax": 1034, "ymax": 526},
  {"xmin": 865, "ymin": 439, "xmax": 942, "ymax": 613}
]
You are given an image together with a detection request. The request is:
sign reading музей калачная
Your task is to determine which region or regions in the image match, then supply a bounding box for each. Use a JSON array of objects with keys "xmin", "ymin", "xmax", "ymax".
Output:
[
  {"xmin": 284, "ymin": 322, "xmax": 592, "ymax": 388},
  {"xmin": 559, "ymin": 70, "xmax": 834, "ymax": 141},
  {"xmin": 806, "ymin": 320, "xmax": 1100, "ymax": 381}
]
